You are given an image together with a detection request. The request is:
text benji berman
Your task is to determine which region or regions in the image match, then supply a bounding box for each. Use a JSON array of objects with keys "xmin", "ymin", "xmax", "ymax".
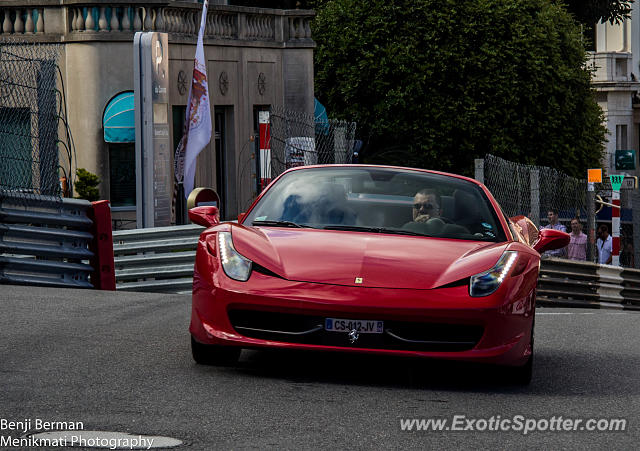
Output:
[{"xmin": 1, "ymin": 419, "xmax": 83, "ymax": 434}]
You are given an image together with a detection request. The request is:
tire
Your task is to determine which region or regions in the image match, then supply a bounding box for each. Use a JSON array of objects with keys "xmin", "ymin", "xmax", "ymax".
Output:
[
  {"xmin": 508, "ymin": 318, "xmax": 534, "ymax": 385},
  {"xmin": 191, "ymin": 336, "xmax": 241, "ymax": 366},
  {"xmin": 509, "ymin": 351, "xmax": 533, "ymax": 386}
]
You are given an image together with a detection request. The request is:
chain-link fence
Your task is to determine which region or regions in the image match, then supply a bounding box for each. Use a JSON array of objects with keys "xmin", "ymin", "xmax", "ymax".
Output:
[
  {"xmin": 0, "ymin": 41, "xmax": 66, "ymax": 206},
  {"xmin": 236, "ymin": 107, "xmax": 357, "ymax": 213},
  {"xmin": 482, "ymin": 154, "xmax": 588, "ymax": 221},
  {"xmin": 269, "ymin": 107, "xmax": 357, "ymax": 177},
  {"xmin": 479, "ymin": 154, "xmax": 639, "ymax": 268}
]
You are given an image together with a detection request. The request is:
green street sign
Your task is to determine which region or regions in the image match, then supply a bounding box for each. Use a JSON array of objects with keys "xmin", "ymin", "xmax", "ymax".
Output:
[
  {"xmin": 610, "ymin": 174, "xmax": 625, "ymax": 191},
  {"xmin": 615, "ymin": 149, "xmax": 636, "ymax": 170}
]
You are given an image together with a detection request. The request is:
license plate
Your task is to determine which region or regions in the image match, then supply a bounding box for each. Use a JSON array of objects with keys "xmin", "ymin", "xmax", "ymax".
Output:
[{"xmin": 325, "ymin": 318, "xmax": 383, "ymax": 334}]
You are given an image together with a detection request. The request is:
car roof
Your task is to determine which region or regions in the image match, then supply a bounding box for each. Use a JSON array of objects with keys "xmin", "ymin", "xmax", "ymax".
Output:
[{"xmin": 280, "ymin": 164, "xmax": 483, "ymax": 187}]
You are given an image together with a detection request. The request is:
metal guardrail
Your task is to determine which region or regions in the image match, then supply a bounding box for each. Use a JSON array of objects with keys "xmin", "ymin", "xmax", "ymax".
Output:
[
  {"xmin": 0, "ymin": 193, "xmax": 94, "ymax": 288},
  {"xmin": 113, "ymin": 224, "xmax": 203, "ymax": 294},
  {"xmin": 113, "ymin": 225, "xmax": 640, "ymax": 311},
  {"xmin": 537, "ymin": 258, "xmax": 640, "ymax": 310}
]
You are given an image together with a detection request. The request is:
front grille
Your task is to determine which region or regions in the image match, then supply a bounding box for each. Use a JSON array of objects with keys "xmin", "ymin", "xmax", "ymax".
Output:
[{"xmin": 228, "ymin": 309, "xmax": 483, "ymax": 352}]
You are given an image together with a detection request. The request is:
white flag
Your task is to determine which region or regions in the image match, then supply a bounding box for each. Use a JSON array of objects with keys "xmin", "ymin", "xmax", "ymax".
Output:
[{"xmin": 177, "ymin": 0, "xmax": 212, "ymax": 199}]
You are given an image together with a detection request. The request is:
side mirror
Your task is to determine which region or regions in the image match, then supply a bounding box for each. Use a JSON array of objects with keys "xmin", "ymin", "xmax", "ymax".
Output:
[
  {"xmin": 188, "ymin": 206, "xmax": 220, "ymax": 227},
  {"xmin": 533, "ymin": 228, "xmax": 570, "ymax": 254},
  {"xmin": 238, "ymin": 212, "xmax": 246, "ymax": 223}
]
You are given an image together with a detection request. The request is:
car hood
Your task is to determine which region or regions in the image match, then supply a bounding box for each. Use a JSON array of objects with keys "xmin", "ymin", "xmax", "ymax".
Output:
[{"xmin": 230, "ymin": 225, "xmax": 509, "ymax": 289}]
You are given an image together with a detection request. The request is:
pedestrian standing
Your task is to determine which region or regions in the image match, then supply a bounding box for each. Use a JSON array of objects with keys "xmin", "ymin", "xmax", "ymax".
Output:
[
  {"xmin": 567, "ymin": 217, "xmax": 587, "ymax": 261},
  {"xmin": 542, "ymin": 208, "xmax": 567, "ymax": 258},
  {"xmin": 596, "ymin": 224, "xmax": 613, "ymax": 265},
  {"xmin": 620, "ymin": 241, "xmax": 635, "ymax": 268}
]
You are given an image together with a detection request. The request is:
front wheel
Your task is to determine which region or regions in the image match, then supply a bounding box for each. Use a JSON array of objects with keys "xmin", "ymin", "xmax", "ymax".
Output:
[
  {"xmin": 509, "ymin": 352, "xmax": 533, "ymax": 385},
  {"xmin": 191, "ymin": 336, "xmax": 241, "ymax": 366},
  {"xmin": 507, "ymin": 318, "xmax": 534, "ymax": 385}
]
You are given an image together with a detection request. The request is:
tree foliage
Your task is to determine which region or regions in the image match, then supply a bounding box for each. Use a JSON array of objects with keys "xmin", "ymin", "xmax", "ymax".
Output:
[
  {"xmin": 75, "ymin": 168, "xmax": 100, "ymax": 201},
  {"xmin": 561, "ymin": 0, "xmax": 633, "ymax": 25},
  {"xmin": 313, "ymin": 0, "xmax": 607, "ymax": 177},
  {"xmin": 229, "ymin": 0, "xmax": 325, "ymax": 8}
]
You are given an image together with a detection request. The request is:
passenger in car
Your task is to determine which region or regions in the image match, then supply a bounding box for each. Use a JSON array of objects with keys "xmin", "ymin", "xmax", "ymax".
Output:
[{"xmin": 281, "ymin": 184, "xmax": 356, "ymax": 225}]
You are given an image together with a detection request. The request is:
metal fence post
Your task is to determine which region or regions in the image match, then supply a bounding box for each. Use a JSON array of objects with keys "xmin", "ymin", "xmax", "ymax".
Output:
[
  {"xmin": 587, "ymin": 188, "xmax": 596, "ymax": 263},
  {"xmin": 334, "ymin": 123, "xmax": 346, "ymax": 164},
  {"xmin": 474, "ymin": 159, "xmax": 484, "ymax": 184},
  {"xmin": 37, "ymin": 59, "xmax": 59, "ymax": 196},
  {"xmin": 612, "ymin": 190, "xmax": 621, "ymax": 266},
  {"xmin": 530, "ymin": 169, "xmax": 540, "ymax": 228},
  {"xmin": 633, "ymin": 190, "xmax": 640, "ymax": 269}
]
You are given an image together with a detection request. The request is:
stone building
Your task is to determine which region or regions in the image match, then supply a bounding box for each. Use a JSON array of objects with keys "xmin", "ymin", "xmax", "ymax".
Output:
[
  {"xmin": 0, "ymin": 1, "xmax": 315, "ymax": 225},
  {"xmin": 589, "ymin": 9, "xmax": 640, "ymax": 268},
  {"xmin": 591, "ymin": 6, "xmax": 640, "ymax": 179}
]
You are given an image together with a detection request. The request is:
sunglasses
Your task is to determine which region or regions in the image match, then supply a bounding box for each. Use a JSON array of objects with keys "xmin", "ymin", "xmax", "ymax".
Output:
[{"xmin": 413, "ymin": 202, "xmax": 437, "ymax": 211}]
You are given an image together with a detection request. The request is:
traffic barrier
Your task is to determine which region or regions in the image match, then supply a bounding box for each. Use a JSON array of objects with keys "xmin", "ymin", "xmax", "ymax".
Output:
[
  {"xmin": 537, "ymin": 258, "xmax": 640, "ymax": 310},
  {"xmin": 621, "ymin": 267, "xmax": 640, "ymax": 306},
  {"xmin": 0, "ymin": 193, "xmax": 95, "ymax": 288},
  {"xmin": 113, "ymin": 224, "xmax": 203, "ymax": 293},
  {"xmin": 88, "ymin": 200, "xmax": 116, "ymax": 290},
  {"xmin": 112, "ymin": 225, "xmax": 640, "ymax": 310}
]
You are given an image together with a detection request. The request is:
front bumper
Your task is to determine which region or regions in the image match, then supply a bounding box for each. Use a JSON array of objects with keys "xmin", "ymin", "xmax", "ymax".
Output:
[{"xmin": 190, "ymin": 260, "xmax": 536, "ymax": 367}]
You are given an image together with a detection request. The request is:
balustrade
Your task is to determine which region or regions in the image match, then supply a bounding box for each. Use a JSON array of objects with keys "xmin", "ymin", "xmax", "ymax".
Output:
[
  {"xmin": 68, "ymin": 6, "xmax": 149, "ymax": 32},
  {"xmin": 288, "ymin": 16, "xmax": 312, "ymax": 40},
  {"xmin": 0, "ymin": 8, "xmax": 45, "ymax": 35},
  {"xmin": 246, "ymin": 15, "xmax": 273, "ymax": 40},
  {"xmin": 0, "ymin": 3, "xmax": 313, "ymax": 45}
]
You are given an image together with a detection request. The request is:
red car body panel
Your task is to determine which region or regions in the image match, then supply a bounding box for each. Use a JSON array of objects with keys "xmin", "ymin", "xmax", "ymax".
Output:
[
  {"xmin": 231, "ymin": 226, "xmax": 512, "ymax": 289},
  {"xmin": 189, "ymin": 165, "xmax": 554, "ymax": 367}
]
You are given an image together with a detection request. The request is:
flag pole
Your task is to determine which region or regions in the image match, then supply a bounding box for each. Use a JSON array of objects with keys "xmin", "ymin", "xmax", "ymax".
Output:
[{"xmin": 172, "ymin": 0, "xmax": 212, "ymax": 224}]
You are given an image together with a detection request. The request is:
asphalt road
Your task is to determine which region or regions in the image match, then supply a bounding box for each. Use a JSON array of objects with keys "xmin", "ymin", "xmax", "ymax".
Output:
[{"xmin": 1, "ymin": 285, "xmax": 638, "ymax": 450}]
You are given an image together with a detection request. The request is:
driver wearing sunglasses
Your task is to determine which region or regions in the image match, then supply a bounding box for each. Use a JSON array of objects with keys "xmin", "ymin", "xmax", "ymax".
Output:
[{"xmin": 412, "ymin": 189, "xmax": 441, "ymax": 223}]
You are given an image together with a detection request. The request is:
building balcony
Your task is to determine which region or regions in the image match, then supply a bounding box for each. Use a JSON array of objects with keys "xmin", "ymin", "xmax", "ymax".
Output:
[
  {"xmin": 588, "ymin": 51, "xmax": 639, "ymax": 90},
  {"xmin": 0, "ymin": 1, "xmax": 314, "ymax": 48}
]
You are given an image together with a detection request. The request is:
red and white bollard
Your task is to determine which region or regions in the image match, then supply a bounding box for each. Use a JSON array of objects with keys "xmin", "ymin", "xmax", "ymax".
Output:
[
  {"xmin": 258, "ymin": 111, "xmax": 271, "ymax": 192},
  {"xmin": 612, "ymin": 190, "xmax": 620, "ymax": 266}
]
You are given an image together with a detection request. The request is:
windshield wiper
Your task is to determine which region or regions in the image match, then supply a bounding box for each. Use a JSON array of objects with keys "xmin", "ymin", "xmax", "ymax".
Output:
[
  {"xmin": 252, "ymin": 220, "xmax": 308, "ymax": 228},
  {"xmin": 323, "ymin": 225, "xmax": 425, "ymax": 236}
]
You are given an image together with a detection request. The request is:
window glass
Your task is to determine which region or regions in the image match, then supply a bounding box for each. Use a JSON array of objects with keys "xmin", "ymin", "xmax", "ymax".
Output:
[
  {"xmin": 109, "ymin": 143, "xmax": 136, "ymax": 207},
  {"xmin": 244, "ymin": 167, "xmax": 507, "ymax": 242}
]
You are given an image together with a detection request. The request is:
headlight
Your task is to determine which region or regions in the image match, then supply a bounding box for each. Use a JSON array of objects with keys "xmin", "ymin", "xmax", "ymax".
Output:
[
  {"xmin": 469, "ymin": 251, "xmax": 518, "ymax": 297},
  {"xmin": 218, "ymin": 231, "xmax": 252, "ymax": 281}
]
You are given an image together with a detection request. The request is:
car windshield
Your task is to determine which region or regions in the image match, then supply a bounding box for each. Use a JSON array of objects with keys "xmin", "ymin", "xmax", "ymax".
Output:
[{"xmin": 244, "ymin": 167, "xmax": 507, "ymax": 242}]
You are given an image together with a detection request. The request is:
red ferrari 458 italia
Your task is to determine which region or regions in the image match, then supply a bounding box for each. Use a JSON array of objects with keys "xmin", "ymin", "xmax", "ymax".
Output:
[{"xmin": 189, "ymin": 165, "xmax": 568, "ymax": 384}]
